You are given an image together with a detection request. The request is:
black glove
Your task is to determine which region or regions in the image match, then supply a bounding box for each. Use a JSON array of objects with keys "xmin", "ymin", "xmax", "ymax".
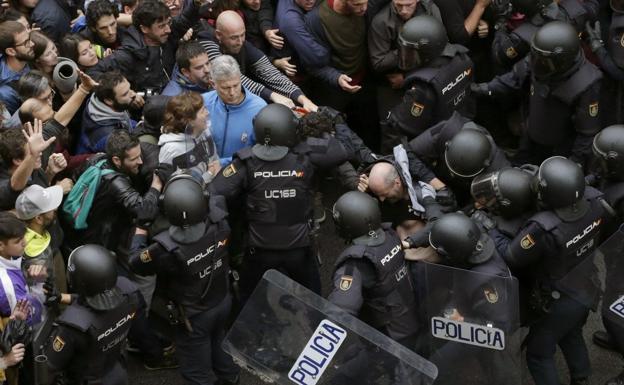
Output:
[
  {"xmin": 404, "ymin": 223, "xmax": 433, "ymax": 249},
  {"xmin": 471, "ymin": 209, "xmax": 497, "ymax": 231},
  {"xmin": 435, "ymin": 187, "xmax": 457, "ymax": 211},
  {"xmin": 154, "ymin": 163, "xmax": 175, "ymax": 184},
  {"xmin": 470, "ymin": 83, "xmax": 491, "ymax": 96},
  {"xmin": 585, "ymin": 21, "xmax": 603, "ymax": 52},
  {"xmin": 136, "ymin": 203, "xmax": 160, "ymax": 230},
  {"xmin": 44, "ymin": 277, "xmax": 61, "ymax": 308},
  {"xmin": 0, "ymin": 319, "xmax": 31, "ymax": 353}
]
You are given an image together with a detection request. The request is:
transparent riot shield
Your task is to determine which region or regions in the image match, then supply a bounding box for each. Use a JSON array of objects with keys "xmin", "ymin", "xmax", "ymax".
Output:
[
  {"xmin": 417, "ymin": 262, "xmax": 522, "ymax": 385},
  {"xmin": 223, "ymin": 269, "xmax": 438, "ymax": 385},
  {"xmin": 595, "ymin": 226, "xmax": 624, "ymax": 329}
]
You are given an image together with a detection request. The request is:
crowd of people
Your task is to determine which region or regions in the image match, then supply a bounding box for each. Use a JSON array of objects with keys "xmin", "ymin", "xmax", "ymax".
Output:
[{"xmin": 0, "ymin": 0, "xmax": 622, "ymax": 383}]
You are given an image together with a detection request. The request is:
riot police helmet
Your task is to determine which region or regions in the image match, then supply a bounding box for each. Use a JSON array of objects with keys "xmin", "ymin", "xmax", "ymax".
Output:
[
  {"xmin": 67, "ymin": 244, "xmax": 122, "ymax": 311},
  {"xmin": 444, "ymin": 128, "xmax": 492, "ymax": 179},
  {"xmin": 471, "ymin": 167, "xmax": 536, "ymax": 218},
  {"xmin": 398, "ymin": 15, "xmax": 448, "ymax": 71},
  {"xmin": 512, "ymin": 0, "xmax": 551, "ymax": 16},
  {"xmin": 161, "ymin": 173, "xmax": 209, "ymax": 242},
  {"xmin": 611, "ymin": 0, "xmax": 624, "ymax": 13},
  {"xmin": 429, "ymin": 212, "xmax": 495, "ymax": 266},
  {"xmin": 332, "ymin": 191, "xmax": 382, "ymax": 241},
  {"xmin": 534, "ymin": 156, "xmax": 585, "ymax": 209},
  {"xmin": 592, "ymin": 125, "xmax": 624, "ymax": 181},
  {"xmin": 530, "ymin": 21, "xmax": 581, "ymax": 81},
  {"xmin": 253, "ymin": 104, "xmax": 299, "ymax": 148}
]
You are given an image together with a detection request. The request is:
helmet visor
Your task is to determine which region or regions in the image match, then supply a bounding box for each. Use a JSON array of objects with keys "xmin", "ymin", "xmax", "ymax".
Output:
[
  {"xmin": 398, "ymin": 37, "xmax": 422, "ymax": 71},
  {"xmin": 470, "ymin": 171, "xmax": 500, "ymax": 210}
]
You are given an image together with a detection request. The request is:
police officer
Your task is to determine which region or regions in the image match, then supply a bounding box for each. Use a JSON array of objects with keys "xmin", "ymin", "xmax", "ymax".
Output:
[
  {"xmin": 492, "ymin": 0, "xmax": 599, "ymax": 70},
  {"xmin": 588, "ymin": 125, "xmax": 624, "ymax": 384},
  {"xmin": 209, "ymin": 104, "xmax": 351, "ymax": 298},
  {"xmin": 406, "ymin": 111, "xmax": 511, "ymax": 206},
  {"xmin": 382, "ymin": 14, "xmax": 475, "ymax": 149},
  {"xmin": 497, "ymin": 156, "xmax": 607, "ymax": 385},
  {"xmin": 474, "ymin": 21, "xmax": 602, "ymax": 168},
  {"xmin": 44, "ymin": 244, "xmax": 141, "ymax": 385},
  {"xmin": 329, "ymin": 191, "xmax": 418, "ymax": 346},
  {"xmin": 586, "ymin": 0, "xmax": 624, "ymax": 126},
  {"xmin": 128, "ymin": 174, "xmax": 239, "ymax": 385}
]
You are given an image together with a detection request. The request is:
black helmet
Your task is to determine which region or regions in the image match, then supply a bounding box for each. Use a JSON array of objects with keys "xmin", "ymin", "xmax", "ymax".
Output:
[
  {"xmin": 429, "ymin": 212, "xmax": 494, "ymax": 266},
  {"xmin": 534, "ymin": 156, "xmax": 585, "ymax": 209},
  {"xmin": 471, "ymin": 167, "xmax": 536, "ymax": 218},
  {"xmin": 592, "ymin": 125, "xmax": 624, "ymax": 181},
  {"xmin": 161, "ymin": 174, "xmax": 209, "ymax": 241},
  {"xmin": 253, "ymin": 104, "xmax": 299, "ymax": 147},
  {"xmin": 512, "ymin": 0, "xmax": 551, "ymax": 16},
  {"xmin": 398, "ymin": 15, "xmax": 448, "ymax": 71},
  {"xmin": 332, "ymin": 191, "xmax": 381, "ymax": 240},
  {"xmin": 611, "ymin": 0, "xmax": 624, "ymax": 13},
  {"xmin": 444, "ymin": 129, "xmax": 492, "ymax": 179},
  {"xmin": 67, "ymin": 244, "xmax": 122, "ymax": 311},
  {"xmin": 530, "ymin": 21, "xmax": 581, "ymax": 81}
]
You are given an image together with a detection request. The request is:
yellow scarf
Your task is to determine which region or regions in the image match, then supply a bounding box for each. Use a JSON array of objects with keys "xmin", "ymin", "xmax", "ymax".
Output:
[{"xmin": 24, "ymin": 228, "xmax": 51, "ymax": 258}]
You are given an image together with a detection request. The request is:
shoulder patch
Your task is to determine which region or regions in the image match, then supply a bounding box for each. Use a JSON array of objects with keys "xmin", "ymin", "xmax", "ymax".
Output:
[
  {"xmin": 589, "ymin": 102, "xmax": 599, "ymax": 117},
  {"xmin": 339, "ymin": 276, "xmax": 353, "ymax": 291},
  {"xmin": 410, "ymin": 102, "xmax": 425, "ymax": 117},
  {"xmin": 140, "ymin": 250, "xmax": 152, "ymax": 263},
  {"xmin": 484, "ymin": 287, "xmax": 499, "ymax": 304},
  {"xmin": 505, "ymin": 46, "xmax": 518, "ymax": 59},
  {"xmin": 53, "ymin": 336, "xmax": 65, "ymax": 352},
  {"xmin": 222, "ymin": 164, "xmax": 237, "ymax": 178},
  {"xmin": 520, "ymin": 234, "xmax": 535, "ymax": 250}
]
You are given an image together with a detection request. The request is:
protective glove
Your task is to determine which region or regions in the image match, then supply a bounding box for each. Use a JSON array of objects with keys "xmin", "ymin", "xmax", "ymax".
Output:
[
  {"xmin": 470, "ymin": 83, "xmax": 492, "ymax": 96},
  {"xmin": 435, "ymin": 187, "xmax": 457, "ymax": 211},
  {"xmin": 470, "ymin": 209, "xmax": 497, "ymax": 231},
  {"xmin": 585, "ymin": 21, "xmax": 603, "ymax": 52},
  {"xmin": 403, "ymin": 222, "xmax": 433, "ymax": 249},
  {"xmin": 136, "ymin": 203, "xmax": 160, "ymax": 230},
  {"xmin": 43, "ymin": 277, "xmax": 61, "ymax": 308},
  {"xmin": 154, "ymin": 163, "xmax": 175, "ymax": 184}
]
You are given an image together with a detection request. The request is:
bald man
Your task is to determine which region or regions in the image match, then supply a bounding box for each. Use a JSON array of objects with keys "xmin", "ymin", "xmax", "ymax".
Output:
[{"xmin": 198, "ymin": 10, "xmax": 318, "ymax": 111}]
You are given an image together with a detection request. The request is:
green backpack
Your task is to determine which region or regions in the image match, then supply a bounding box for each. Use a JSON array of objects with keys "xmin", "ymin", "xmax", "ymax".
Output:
[{"xmin": 62, "ymin": 159, "xmax": 115, "ymax": 230}]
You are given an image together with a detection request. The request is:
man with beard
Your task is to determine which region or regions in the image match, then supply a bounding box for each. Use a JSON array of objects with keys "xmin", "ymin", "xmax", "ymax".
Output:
[
  {"xmin": 0, "ymin": 21, "xmax": 33, "ymax": 114},
  {"xmin": 77, "ymin": 71, "xmax": 141, "ymax": 154},
  {"xmin": 162, "ymin": 41, "xmax": 213, "ymax": 96}
]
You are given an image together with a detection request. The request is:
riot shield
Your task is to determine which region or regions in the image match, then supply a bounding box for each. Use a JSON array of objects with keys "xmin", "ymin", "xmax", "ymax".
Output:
[
  {"xmin": 595, "ymin": 226, "xmax": 624, "ymax": 331},
  {"xmin": 223, "ymin": 269, "xmax": 438, "ymax": 385},
  {"xmin": 417, "ymin": 262, "xmax": 522, "ymax": 385}
]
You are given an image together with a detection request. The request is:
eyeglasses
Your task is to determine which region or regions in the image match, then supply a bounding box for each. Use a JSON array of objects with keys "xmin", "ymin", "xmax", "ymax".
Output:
[
  {"xmin": 39, "ymin": 88, "xmax": 56, "ymax": 102},
  {"xmin": 13, "ymin": 33, "xmax": 32, "ymax": 48}
]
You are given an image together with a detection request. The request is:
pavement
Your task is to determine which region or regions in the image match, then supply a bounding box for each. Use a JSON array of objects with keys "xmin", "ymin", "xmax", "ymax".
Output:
[{"xmin": 127, "ymin": 184, "xmax": 623, "ymax": 385}]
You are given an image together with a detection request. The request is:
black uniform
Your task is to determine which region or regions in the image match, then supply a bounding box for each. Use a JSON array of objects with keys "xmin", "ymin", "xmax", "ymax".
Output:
[
  {"xmin": 383, "ymin": 44, "xmax": 475, "ymax": 146},
  {"xmin": 492, "ymin": 0, "xmax": 599, "ymax": 70},
  {"xmin": 486, "ymin": 56, "xmax": 602, "ymax": 166},
  {"xmin": 406, "ymin": 111, "xmax": 511, "ymax": 205},
  {"xmin": 499, "ymin": 186, "xmax": 606, "ymax": 385},
  {"xmin": 128, "ymin": 196, "xmax": 239, "ymax": 385},
  {"xmin": 45, "ymin": 277, "xmax": 141, "ymax": 385},
  {"xmin": 329, "ymin": 224, "xmax": 418, "ymax": 345},
  {"xmin": 209, "ymin": 136, "xmax": 350, "ymax": 296},
  {"xmin": 594, "ymin": 11, "xmax": 624, "ymax": 126}
]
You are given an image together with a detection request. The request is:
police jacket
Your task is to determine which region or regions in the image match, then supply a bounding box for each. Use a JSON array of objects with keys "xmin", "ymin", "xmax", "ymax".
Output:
[
  {"xmin": 503, "ymin": 186, "xmax": 606, "ymax": 302},
  {"xmin": 45, "ymin": 277, "xmax": 140, "ymax": 384},
  {"xmin": 406, "ymin": 111, "xmax": 510, "ymax": 203},
  {"xmin": 387, "ymin": 44, "xmax": 474, "ymax": 138},
  {"xmin": 487, "ymin": 56, "xmax": 602, "ymax": 164},
  {"xmin": 129, "ymin": 196, "xmax": 231, "ymax": 317},
  {"xmin": 328, "ymin": 224, "xmax": 418, "ymax": 340},
  {"xmin": 209, "ymin": 136, "xmax": 350, "ymax": 250}
]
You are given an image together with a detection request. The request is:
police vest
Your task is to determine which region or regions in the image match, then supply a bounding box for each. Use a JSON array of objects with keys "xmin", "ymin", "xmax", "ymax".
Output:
[
  {"xmin": 56, "ymin": 277, "xmax": 139, "ymax": 383},
  {"xmin": 237, "ymin": 146, "xmax": 315, "ymax": 250},
  {"xmin": 153, "ymin": 217, "xmax": 230, "ymax": 313},
  {"xmin": 404, "ymin": 45, "xmax": 474, "ymax": 123},
  {"xmin": 527, "ymin": 60, "xmax": 602, "ymax": 146},
  {"xmin": 529, "ymin": 186, "xmax": 605, "ymax": 285},
  {"xmin": 335, "ymin": 225, "xmax": 416, "ymax": 330}
]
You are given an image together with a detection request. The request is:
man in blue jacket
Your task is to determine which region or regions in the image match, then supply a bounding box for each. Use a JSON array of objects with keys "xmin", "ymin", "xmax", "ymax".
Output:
[
  {"xmin": 162, "ymin": 41, "xmax": 213, "ymax": 96},
  {"xmin": 203, "ymin": 55, "xmax": 266, "ymax": 166},
  {"xmin": 0, "ymin": 21, "xmax": 33, "ymax": 115}
]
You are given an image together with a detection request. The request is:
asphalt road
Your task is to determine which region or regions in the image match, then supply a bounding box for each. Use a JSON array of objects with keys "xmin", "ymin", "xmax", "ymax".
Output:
[{"xmin": 127, "ymin": 184, "xmax": 623, "ymax": 385}]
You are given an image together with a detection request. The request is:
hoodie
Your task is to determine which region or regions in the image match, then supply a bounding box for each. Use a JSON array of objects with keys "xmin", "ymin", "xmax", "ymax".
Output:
[
  {"xmin": 158, "ymin": 130, "xmax": 220, "ymax": 183},
  {"xmin": 162, "ymin": 67, "xmax": 213, "ymax": 97},
  {"xmin": 0, "ymin": 256, "xmax": 43, "ymax": 326},
  {"xmin": 0, "ymin": 55, "xmax": 29, "ymax": 115},
  {"xmin": 77, "ymin": 95, "xmax": 133, "ymax": 154}
]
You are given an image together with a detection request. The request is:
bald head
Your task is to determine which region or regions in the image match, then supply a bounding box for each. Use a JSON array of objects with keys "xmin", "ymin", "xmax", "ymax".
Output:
[
  {"xmin": 215, "ymin": 11, "xmax": 246, "ymax": 54},
  {"xmin": 368, "ymin": 162, "xmax": 403, "ymax": 203},
  {"xmin": 19, "ymin": 98, "xmax": 54, "ymax": 124}
]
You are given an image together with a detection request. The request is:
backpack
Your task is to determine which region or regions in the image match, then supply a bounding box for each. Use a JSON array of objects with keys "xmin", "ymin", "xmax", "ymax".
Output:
[{"xmin": 62, "ymin": 159, "xmax": 115, "ymax": 230}]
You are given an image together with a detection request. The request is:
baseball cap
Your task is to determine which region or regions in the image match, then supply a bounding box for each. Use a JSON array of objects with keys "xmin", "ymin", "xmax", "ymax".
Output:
[{"xmin": 15, "ymin": 185, "xmax": 63, "ymax": 220}]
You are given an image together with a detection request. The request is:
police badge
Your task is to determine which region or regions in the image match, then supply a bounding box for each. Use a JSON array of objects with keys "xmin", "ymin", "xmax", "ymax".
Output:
[
  {"xmin": 53, "ymin": 336, "xmax": 66, "ymax": 352},
  {"xmin": 140, "ymin": 250, "xmax": 152, "ymax": 263},
  {"xmin": 520, "ymin": 234, "xmax": 535, "ymax": 249},
  {"xmin": 339, "ymin": 276, "xmax": 353, "ymax": 291},
  {"xmin": 589, "ymin": 102, "xmax": 599, "ymax": 117},
  {"xmin": 223, "ymin": 164, "xmax": 237, "ymax": 178},
  {"xmin": 410, "ymin": 102, "xmax": 425, "ymax": 117},
  {"xmin": 505, "ymin": 47, "xmax": 517, "ymax": 59},
  {"xmin": 484, "ymin": 287, "xmax": 499, "ymax": 304}
]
